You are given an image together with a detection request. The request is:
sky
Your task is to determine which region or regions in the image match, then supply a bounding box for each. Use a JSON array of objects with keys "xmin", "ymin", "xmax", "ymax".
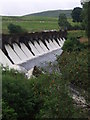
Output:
[{"xmin": 0, "ymin": 0, "xmax": 82, "ymax": 16}]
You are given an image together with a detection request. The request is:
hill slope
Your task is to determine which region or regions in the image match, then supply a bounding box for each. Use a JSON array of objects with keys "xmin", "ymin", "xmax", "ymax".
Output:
[{"xmin": 25, "ymin": 9, "xmax": 72, "ymax": 18}]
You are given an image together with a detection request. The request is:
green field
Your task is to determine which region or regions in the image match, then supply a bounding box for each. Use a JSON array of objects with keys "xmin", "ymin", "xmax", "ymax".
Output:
[{"xmin": 2, "ymin": 16, "xmax": 82, "ymax": 34}]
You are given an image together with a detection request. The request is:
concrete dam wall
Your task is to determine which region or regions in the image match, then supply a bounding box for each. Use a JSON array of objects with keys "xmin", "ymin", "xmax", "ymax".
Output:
[{"xmin": 0, "ymin": 30, "xmax": 67, "ymax": 77}]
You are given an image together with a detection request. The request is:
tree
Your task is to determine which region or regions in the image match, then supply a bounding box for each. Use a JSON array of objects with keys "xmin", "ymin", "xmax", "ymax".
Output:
[
  {"xmin": 8, "ymin": 23, "xmax": 26, "ymax": 34},
  {"xmin": 58, "ymin": 13, "xmax": 71, "ymax": 30},
  {"xmin": 72, "ymin": 7, "xmax": 82, "ymax": 22},
  {"xmin": 82, "ymin": 1, "xmax": 90, "ymax": 38},
  {"xmin": 2, "ymin": 100, "xmax": 17, "ymax": 120}
]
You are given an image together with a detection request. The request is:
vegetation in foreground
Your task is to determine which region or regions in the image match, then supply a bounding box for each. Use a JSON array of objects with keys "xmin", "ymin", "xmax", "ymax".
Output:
[
  {"xmin": 2, "ymin": 69, "xmax": 87, "ymax": 119},
  {"xmin": 1, "ymin": 1, "xmax": 89, "ymax": 119},
  {"xmin": 2, "ymin": 29, "xmax": 89, "ymax": 119}
]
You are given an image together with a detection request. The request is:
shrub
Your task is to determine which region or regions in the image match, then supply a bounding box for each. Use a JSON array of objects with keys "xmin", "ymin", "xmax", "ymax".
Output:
[
  {"xmin": 2, "ymin": 70, "xmax": 36, "ymax": 119},
  {"xmin": 57, "ymin": 48, "xmax": 88, "ymax": 92},
  {"xmin": 2, "ymin": 101, "xmax": 17, "ymax": 120},
  {"xmin": 8, "ymin": 23, "xmax": 27, "ymax": 34},
  {"xmin": 71, "ymin": 7, "xmax": 82, "ymax": 22},
  {"xmin": 58, "ymin": 13, "xmax": 72, "ymax": 30},
  {"xmin": 2, "ymin": 69, "xmax": 83, "ymax": 119},
  {"xmin": 62, "ymin": 38, "xmax": 85, "ymax": 52},
  {"xmin": 67, "ymin": 30, "xmax": 86, "ymax": 40}
]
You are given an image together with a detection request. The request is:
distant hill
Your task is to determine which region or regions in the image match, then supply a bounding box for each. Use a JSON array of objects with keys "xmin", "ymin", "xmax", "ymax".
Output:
[{"xmin": 25, "ymin": 9, "xmax": 72, "ymax": 18}]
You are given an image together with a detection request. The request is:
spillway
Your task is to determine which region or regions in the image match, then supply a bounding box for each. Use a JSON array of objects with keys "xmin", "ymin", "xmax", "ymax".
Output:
[
  {"xmin": 49, "ymin": 39, "xmax": 59, "ymax": 50},
  {"xmin": 39, "ymin": 40, "xmax": 48, "ymax": 53},
  {"xmin": 20, "ymin": 43, "xmax": 34, "ymax": 59},
  {"xmin": 45, "ymin": 40, "xmax": 53, "ymax": 51},
  {"xmin": 60, "ymin": 38, "xmax": 64, "ymax": 46},
  {"xmin": 0, "ymin": 49, "xmax": 13, "ymax": 67},
  {"xmin": 34, "ymin": 41, "xmax": 45, "ymax": 55},
  {"xmin": 57, "ymin": 38, "xmax": 63, "ymax": 47},
  {"xmin": 5, "ymin": 45, "xmax": 23, "ymax": 64},
  {"xmin": 1, "ymin": 30, "xmax": 67, "ymax": 78},
  {"xmin": 52, "ymin": 39, "xmax": 60, "ymax": 49},
  {"xmin": 13, "ymin": 43, "xmax": 28, "ymax": 62},
  {"xmin": 29, "ymin": 42, "xmax": 40, "ymax": 56}
]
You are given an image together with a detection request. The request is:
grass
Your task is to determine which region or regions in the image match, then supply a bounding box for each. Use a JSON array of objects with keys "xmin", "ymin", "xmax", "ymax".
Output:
[
  {"xmin": 67, "ymin": 30, "xmax": 86, "ymax": 38},
  {"xmin": 2, "ymin": 16, "xmax": 59, "ymax": 34},
  {"xmin": 2, "ymin": 16, "xmax": 83, "ymax": 34}
]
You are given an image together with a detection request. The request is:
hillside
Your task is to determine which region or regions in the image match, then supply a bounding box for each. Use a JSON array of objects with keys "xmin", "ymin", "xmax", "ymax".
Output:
[
  {"xmin": 2, "ymin": 9, "xmax": 75, "ymax": 34},
  {"xmin": 25, "ymin": 9, "xmax": 72, "ymax": 18}
]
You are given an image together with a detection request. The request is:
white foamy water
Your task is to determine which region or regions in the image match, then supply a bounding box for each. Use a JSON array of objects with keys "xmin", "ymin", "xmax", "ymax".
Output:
[
  {"xmin": 29, "ymin": 42, "xmax": 40, "ymax": 56},
  {"xmin": 20, "ymin": 43, "xmax": 34, "ymax": 60},
  {"xmin": 13, "ymin": 43, "xmax": 28, "ymax": 62},
  {"xmin": 39, "ymin": 41, "xmax": 49, "ymax": 53},
  {"xmin": 34, "ymin": 41, "xmax": 45, "ymax": 55},
  {"xmin": 0, "ymin": 49, "xmax": 13, "ymax": 67},
  {"xmin": 5, "ymin": 45, "xmax": 22, "ymax": 64}
]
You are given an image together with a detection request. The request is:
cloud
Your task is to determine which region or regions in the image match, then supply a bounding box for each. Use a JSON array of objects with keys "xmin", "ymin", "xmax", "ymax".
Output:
[{"xmin": 0, "ymin": 0, "xmax": 82, "ymax": 16}]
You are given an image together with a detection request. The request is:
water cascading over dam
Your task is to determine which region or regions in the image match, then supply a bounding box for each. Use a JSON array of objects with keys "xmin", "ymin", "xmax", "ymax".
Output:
[{"xmin": 0, "ymin": 30, "xmax": 67, "ymax": 77}]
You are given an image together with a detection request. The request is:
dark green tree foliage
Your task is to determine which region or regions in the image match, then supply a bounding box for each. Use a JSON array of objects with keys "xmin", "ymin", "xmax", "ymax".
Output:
[
  {"xmin": 2, "ymin": 71, "xmax": 36, "ymax": 119},
  {"xmin": 82, "ymin": 1, "xmax": 90, "ymax": 38},
  {"xmin": 72, "ymin": 7, "xmax": 82, "ymax": 22},
  {"xmin": 58, "ymin": 13, "xmax": 71, "ymax": 30},
  {"xmin": 2, "ymin": 101, "xmax": 17, "ymax": 120},
  {"xmin": 57, "ymin": 48, "xmax": 88, "ymax": 92},
  {"xmin": 8, "ymin": 23, "xmax": 26, "ymax": 34},
  {"xmin": 57, "ymin": 39, "xmax": 88, "ymax": 92},
  {"xmin": 62, "ymin": 38, "xmax": 85, "ymax": 52},
  {"xmin": 2, "ymin": 69, "xmax": 83, "ymax": 119}
]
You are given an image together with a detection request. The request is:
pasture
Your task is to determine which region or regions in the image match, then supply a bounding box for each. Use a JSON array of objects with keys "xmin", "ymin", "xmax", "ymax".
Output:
[{"xmin": 2, "ymin": 16, "xmax": 82, "ymax": 34}]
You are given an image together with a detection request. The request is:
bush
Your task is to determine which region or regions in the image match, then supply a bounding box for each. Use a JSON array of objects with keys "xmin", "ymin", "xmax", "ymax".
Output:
[
  {"xmin": 67, "ymin": 30, "xmax": 86, "ymax": 40},
  {"xmin": 2, "ymin": 101, "xmax": 17, "ymax": 120},
  {"xmin": 8, "ymin": 23, "xmax": 27, "ymax": 34},
  {"xmin": 71, "ymin": 7, "xmax": 82, "ymax": 22},
  {"xmin": 2, "ymin": 70, "xmax": 36, "ymax": 119},
  {"xmin": 57, "ymin": 48, "xmax": 88, "ymax": 92},
  {"xmin": 58, "ymin": 13, "xmax": 72, "ymax": 30},
  {"xmin": 62, "ymin": 38, "xmax": 85, "ymax": 52},
  {"xmin": 2, "ymin": 69, "xmax": 84, "ymax": 119}
]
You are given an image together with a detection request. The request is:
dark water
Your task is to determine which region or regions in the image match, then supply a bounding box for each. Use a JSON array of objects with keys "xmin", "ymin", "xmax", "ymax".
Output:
[{"xmin": 20, "ymin": 48, "xmax": 63, "ymax": 71}]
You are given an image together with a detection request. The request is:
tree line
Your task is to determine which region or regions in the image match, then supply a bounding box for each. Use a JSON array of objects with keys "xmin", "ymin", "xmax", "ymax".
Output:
[
  {"xmin": 58, "ymin": 1, "xmax": 89, "ymax": 36},
  {"xmin": 7, "ymin": 2, "xmax": 89, "ymax": 38}
]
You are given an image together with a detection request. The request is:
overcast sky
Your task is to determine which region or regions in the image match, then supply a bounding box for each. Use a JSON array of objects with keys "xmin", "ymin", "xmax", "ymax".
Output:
[{"xmin": 0, "ymin": 0, "xmax": 82, "ymax": 16}]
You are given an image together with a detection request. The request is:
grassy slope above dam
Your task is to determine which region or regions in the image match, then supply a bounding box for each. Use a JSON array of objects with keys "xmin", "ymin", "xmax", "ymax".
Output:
[{"xmin": 2, "ymin": 15, "xmax": 82, "ymax": 34}]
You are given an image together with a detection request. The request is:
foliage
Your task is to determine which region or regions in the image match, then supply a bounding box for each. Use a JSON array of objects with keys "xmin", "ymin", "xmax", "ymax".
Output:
[
  {"xmin": 57, "ymin": 43, "xmax": 88, "ymax": 92},
  {"xmin": 67, "ymin": 30, "xmax": 86, "ymax": 40},
  {"xmin": 82, "ymin": 1, "xmax": 90, "ymax": 37},
  {"xmin": 2, "ymin": 15, "xmax": 84, "ymax": 34},
  {"xmin": 62, "ymin": 38, "xmax": 85, "ymax": 52},
  {"xmin": 8, "ymin": 23, "xmax": 27, "ymax": 34},
  {"xmin": 2, "ymin": 68, "xmax": 84, "ymax": 119},
  {"xmin": 2, "ymin": 101, "xmax": 17, "ymax": 120},
  {"xmin": 2, "ymin": 70, "xmax": 36, "ymax": 119},
  {"xmin": 58, "ymin": 13, "xmax": 71, "ymax": 30},
  {"xmin": 71, "ymin": 7, "xmax": 82, "ymax": 22}
]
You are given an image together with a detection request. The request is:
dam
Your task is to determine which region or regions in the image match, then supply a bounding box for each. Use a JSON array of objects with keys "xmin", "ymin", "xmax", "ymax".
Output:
[{"xmin": 0, "ymin": 30, "xmax": 67, "ymax": 77}]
